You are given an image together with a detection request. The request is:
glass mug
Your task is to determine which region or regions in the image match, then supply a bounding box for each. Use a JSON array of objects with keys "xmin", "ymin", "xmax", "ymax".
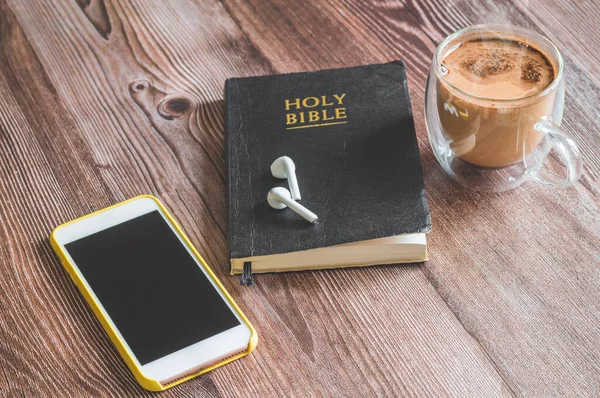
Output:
[{"xmin": 425, "ymin": 25, "xmax": 583, "ymax": 191}]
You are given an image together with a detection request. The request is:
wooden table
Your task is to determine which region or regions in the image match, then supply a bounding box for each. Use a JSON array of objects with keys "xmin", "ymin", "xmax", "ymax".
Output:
[{"xmin": 1, "ymin": 1, "xmax": 598, "ymax": 397}]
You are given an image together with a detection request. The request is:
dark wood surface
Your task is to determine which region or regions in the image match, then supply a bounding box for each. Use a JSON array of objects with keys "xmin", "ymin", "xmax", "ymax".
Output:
[{"xmin": 0, "ymin": 0, "xmax": 598, "ymax": 397}]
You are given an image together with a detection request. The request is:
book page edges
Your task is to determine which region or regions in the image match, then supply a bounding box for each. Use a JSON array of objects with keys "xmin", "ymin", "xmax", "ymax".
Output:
[{"xmin": 230, "ymin": 233, "xmax": 427, "ymax": 274}]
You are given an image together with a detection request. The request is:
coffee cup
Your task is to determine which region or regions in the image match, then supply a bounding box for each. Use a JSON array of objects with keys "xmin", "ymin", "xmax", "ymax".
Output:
[{"xmin": 426, "ymin": 25, "xmax": 582, "ymax": 191}]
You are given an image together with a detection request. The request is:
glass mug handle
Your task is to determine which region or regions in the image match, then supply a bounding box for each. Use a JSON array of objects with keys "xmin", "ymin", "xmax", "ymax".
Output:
[{"xmin": 527, "ymin": 116, "xmax": 583, "ymax": 188}]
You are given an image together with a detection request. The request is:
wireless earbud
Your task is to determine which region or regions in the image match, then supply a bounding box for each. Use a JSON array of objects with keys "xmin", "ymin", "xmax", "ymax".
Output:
[
  {"xmin": 271, "ymin": 156, "xmax": 301, "ymax": 201},
  {"xmin": 267, "ymin": 187, "xmax": 318, "ymax": 224}
]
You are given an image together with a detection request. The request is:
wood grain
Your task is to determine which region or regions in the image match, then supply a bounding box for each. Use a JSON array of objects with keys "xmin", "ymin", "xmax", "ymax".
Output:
[
  {"xmin": 0, "ymin": 0, "xmax": 512, "ymax": 397},
  {"xmin": 0, "ymin": 0, "xmax": 597, "ymax": 397}
]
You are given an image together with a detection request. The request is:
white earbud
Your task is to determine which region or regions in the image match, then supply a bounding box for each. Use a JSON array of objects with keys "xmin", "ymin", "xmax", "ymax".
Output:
[
  {"xmin": 271, "ymin": 156, "xmax": 301, "ymax": 201},
  {"xmin": 267, "ymin": 187, "xmax": 318, "ymax": 224}
]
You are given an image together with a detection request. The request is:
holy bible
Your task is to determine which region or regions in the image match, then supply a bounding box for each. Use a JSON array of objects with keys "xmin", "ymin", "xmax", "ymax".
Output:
[{"xmin": 225, "ymin": 61, "xmax": 431, "ymax": 277}]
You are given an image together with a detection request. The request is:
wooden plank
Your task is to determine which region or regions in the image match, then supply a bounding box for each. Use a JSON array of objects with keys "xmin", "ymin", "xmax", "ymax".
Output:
[
  {"xmin": 0, "ymin": 0, "xmax": 512, "ymax": 397},
  {"xmin": 221, "ymin": 0, "xmax": 600, "ymax": 396}
]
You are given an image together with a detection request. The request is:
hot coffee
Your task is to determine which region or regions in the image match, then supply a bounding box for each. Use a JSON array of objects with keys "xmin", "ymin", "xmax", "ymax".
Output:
[
  {"xmin": 427, "ymin": 25, "xmax": 582, "ymax": 191},
  {"xmin": 443, "ymin": 38, "xmax": 555, "ymax": 100},
  {"xmin": 437, "ymin": 35, "xmax": 557, "ymax": 167}
]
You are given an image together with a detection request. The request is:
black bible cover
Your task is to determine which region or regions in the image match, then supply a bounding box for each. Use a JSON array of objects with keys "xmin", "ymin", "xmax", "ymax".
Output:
[{"xmin": 226, "ymin": 61, "xmax": 431, "ymax": 274}]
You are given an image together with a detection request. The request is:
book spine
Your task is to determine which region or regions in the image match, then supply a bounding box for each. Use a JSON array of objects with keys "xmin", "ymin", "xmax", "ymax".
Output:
[
  {"xmin": 225, "ymin": 79, "xmax": 235, "ymax": 275},
  {"xmin": 225, "ymin": 80, "xmax": 254, "ymax": 285}
]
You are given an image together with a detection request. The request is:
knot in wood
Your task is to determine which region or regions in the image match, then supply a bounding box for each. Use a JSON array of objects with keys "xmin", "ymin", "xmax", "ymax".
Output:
[
  {"xmin": 157, "ymin": 96, "xmax": 192, "ymax": 119},
  {"xmin": 130, "ymin": 80, "xmax": 150, "ymax": 93}
]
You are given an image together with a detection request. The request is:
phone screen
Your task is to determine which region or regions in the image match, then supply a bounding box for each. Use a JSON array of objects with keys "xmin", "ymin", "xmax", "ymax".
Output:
[{"xmin": 64, "ymin": 210, "xmax": 240, "ymax": 365}]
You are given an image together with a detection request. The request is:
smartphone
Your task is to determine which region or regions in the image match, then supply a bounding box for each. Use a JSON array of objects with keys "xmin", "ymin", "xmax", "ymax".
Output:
[{"xmin": 51, "ymin": 195, "xmax": 255, "ymax": 390}]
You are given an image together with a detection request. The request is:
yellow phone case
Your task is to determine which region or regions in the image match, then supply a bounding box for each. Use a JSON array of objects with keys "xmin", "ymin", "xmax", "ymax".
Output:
[{"xmin": 50, "ymin": 195, "xmax": 258, "ymax": 391}]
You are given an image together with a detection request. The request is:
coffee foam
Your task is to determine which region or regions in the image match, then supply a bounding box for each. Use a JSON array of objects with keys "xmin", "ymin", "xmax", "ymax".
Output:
[{"xmin": 442, "ymin": 38, "xmax": 555, "ymax": 100}]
